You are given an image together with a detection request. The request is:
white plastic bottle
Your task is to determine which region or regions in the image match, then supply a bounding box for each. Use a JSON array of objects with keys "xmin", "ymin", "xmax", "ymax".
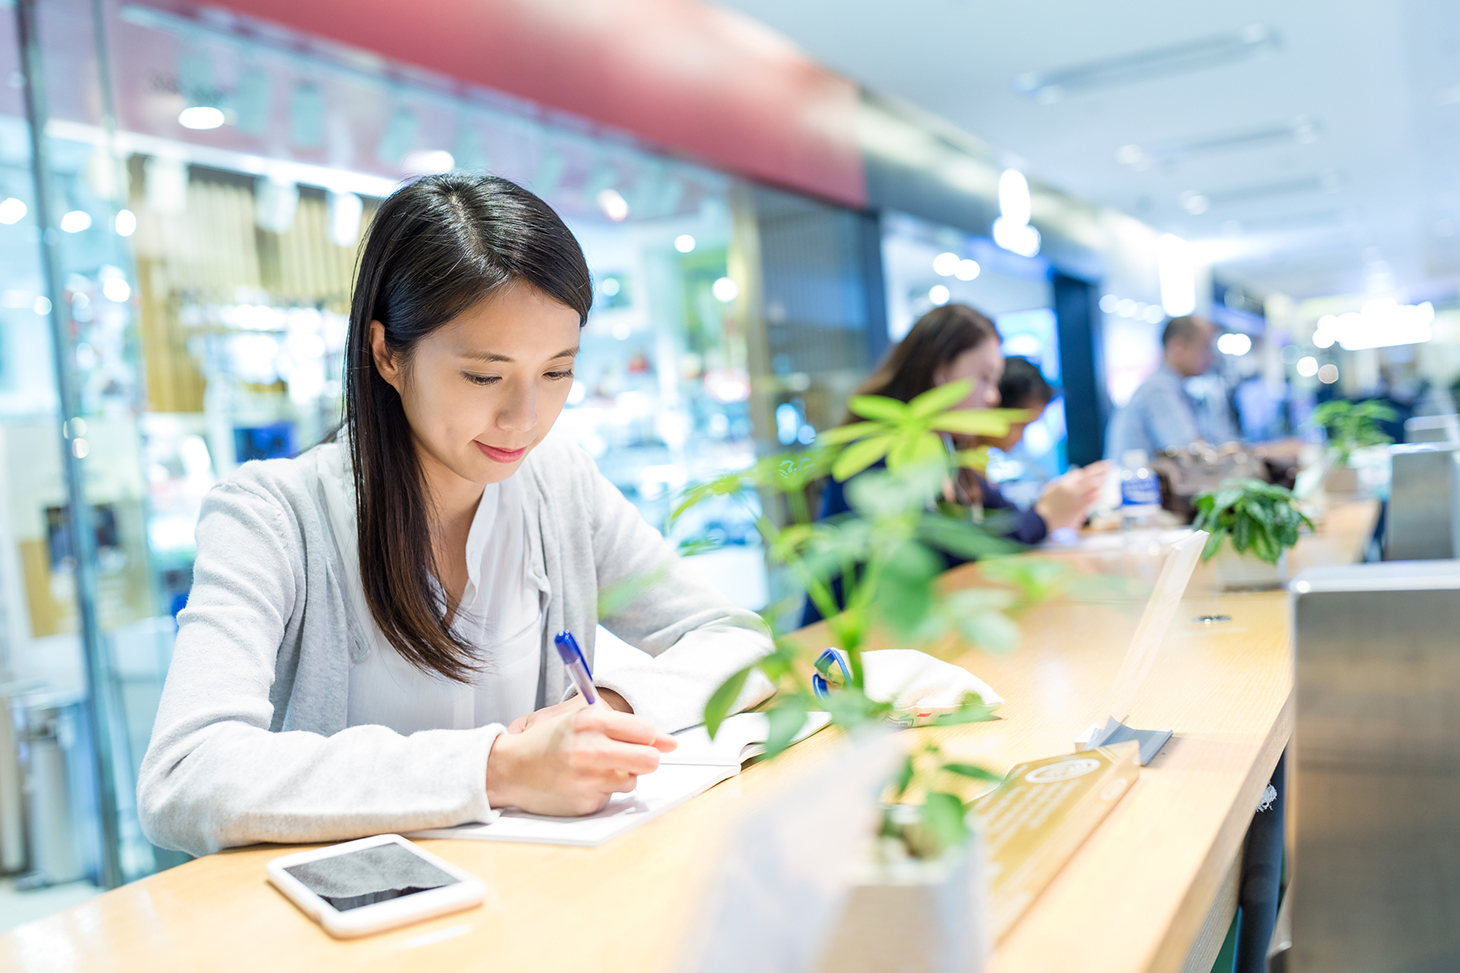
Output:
[{"xmin": 1119, "ymin": 449, "xmax": 1162, "ymax": 529}]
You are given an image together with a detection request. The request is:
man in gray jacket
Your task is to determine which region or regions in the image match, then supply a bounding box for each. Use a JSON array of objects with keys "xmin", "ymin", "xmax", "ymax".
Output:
[{"xmin": 1106, "ymin": 315, "xmax": 1237, "ymax": 460}]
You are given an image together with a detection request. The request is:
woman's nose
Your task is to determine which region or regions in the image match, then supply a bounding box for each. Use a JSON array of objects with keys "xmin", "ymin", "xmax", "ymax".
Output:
[{"xmin": 498, "ymin": 388, "xmax": 538, "ymax": 432}]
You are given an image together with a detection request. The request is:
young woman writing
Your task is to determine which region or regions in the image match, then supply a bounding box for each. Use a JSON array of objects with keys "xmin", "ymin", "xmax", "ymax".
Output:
[{"xmin": 138, "ymin": 175, "xmax": 773, "ymax": 856}]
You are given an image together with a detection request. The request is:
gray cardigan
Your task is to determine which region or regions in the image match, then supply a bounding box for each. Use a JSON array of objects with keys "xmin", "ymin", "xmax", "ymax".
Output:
[{"xmin": 137, "ymin": 436, "xmax": 773, "ymax": 857}]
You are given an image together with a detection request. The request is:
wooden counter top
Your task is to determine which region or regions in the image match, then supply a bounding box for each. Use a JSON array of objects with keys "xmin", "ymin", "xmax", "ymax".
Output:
[{"xmin": 0, "ymin": 502, "xmax": 1379, "ymax": 973}]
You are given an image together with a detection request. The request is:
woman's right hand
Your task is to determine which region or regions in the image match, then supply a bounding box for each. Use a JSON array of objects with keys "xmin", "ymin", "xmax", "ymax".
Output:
[{"xmin": 485, "ymin": 704, "xmax": 676, "ymax": 816}]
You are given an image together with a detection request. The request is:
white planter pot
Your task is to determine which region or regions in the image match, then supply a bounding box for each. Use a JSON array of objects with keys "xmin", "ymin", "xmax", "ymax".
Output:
[
  {"xmin": 1322, "ymin": 463, "xmax": 1360, "ymax": 496},
  {"xmin": 815, "ymin": 833, "xmax": 990, "ymax": 973},
  {"xmin": 1213, "ymin": 548, "xmax": 1288, "ymax": 591}
]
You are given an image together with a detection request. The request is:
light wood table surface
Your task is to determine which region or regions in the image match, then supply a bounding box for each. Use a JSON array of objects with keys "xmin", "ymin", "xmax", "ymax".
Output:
[{"xmin": 0, "ymin": 502, "xmax": 1378, "ymax": 973}]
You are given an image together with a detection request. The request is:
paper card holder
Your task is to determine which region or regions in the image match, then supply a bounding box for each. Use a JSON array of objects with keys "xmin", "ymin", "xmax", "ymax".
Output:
[{"xmin": 1074, "ymin": 716, "xmax": 1172, "ymax": 766}]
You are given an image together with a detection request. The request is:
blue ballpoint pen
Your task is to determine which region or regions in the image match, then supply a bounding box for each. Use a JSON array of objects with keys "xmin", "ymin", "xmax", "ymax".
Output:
[{"xmin": 554, "ymin": 630, "xmax": 600, "ymax": 706}]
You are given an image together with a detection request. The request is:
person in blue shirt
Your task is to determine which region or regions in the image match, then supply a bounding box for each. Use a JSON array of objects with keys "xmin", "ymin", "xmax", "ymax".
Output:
[
  {"xmin": 1105, "ymin": 315, "xmax": 1238, "ymax": 460},
  {"xmin": 802, "ymin": 305, "xmax": 1105, "ymax": 625}
]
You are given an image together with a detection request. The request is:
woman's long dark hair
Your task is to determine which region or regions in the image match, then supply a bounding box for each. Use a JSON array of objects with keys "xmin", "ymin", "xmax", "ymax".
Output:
[
  {"xmin": 852, "ymin": 303, "xmax": 1001, "ymax": 407},
  {"xmin": 344, "ymin": 174, "xmax": 592, "ymax": 682}
]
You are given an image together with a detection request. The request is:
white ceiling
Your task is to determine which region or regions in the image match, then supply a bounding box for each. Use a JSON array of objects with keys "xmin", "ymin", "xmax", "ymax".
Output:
[{"xmin": 714, "ymin": 0, "xmax": 1460, "ymax": 303}]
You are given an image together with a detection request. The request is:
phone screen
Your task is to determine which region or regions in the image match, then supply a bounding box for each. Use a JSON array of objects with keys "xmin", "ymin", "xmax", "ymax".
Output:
[{"xmin": 283, "ymin": 842, "xmax": 460, "ymax": 912}]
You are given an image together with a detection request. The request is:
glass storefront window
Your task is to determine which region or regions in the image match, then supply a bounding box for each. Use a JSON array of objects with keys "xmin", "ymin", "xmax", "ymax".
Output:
[{"xmin": 3, "ymin": 0, "xmax": 776, "ymax": 889}]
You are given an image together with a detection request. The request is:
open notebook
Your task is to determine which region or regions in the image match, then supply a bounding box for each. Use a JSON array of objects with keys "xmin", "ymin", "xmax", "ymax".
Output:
[{"xmin": 407, "ymin": 711, "xmax": 833, "ymax": 847}]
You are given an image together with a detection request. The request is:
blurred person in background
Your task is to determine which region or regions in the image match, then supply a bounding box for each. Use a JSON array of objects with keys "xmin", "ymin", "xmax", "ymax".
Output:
[
  {"xmin": 803, "ymin": 307, "xmax": 1106, "ymax": 625},
  {"xmin": 1106, "ymin": 315, "xmax": 1238, "ymax": 460}
]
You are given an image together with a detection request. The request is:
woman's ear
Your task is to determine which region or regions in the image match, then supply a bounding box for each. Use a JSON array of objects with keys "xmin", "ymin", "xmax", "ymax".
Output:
[{"xmin": 370, "ymin": 320, "xmax": 402, "ymax": 391}]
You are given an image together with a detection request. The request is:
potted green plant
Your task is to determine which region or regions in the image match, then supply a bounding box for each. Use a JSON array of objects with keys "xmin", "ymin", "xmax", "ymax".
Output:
[
  {"xmin": 1192, "ymin": 478, "xmax": 1314, "ymax": 589},
  {"xmin": 669, "ymin": 381, "xmax": 1086, "ymax": 971},
  {"xmin": 1311, "ymin": 399, "xmax": 1397, "ymax": 496}
]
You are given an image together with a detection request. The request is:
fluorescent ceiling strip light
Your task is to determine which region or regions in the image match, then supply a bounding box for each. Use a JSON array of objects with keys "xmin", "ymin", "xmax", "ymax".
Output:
[
  {"xmin": 1202, "ymin": 174, "xmax": 1341, "ymax": 207},
  {"xmin": 1117, "ymin": 116, "xmax": 1319, "ymax": 167},
  {"xmin": 1013, "ymin": 25, "xmax": 1279, "ymax": 101}
]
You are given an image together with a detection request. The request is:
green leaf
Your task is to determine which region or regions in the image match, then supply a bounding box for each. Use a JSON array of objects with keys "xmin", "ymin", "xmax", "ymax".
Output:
[
  {"xmin": 930, "ymin": 408, "xmax": 1028, "ymax": 436},
  {"xmin": 874, "ymin": 541, "xmax": 943, "ymax": 636},
  {"xmin": 844, "ymin": 463, "xmax": 946, "ymax": 518},
  {"xmin": 907, "ymin": 380, "xmax": 972, "ymax": 417},
  {"xmin": 917, "ymin": 515, "xmax": 1016, "ymax": 560},
  {"xmin": 955, "ymin": 609, "xmax": 1022, "ymax": 654},
  {"xmin": 832, "ymin": 434, "xmax": 897, "ymax": 481},
  {"xmin": 848, "ymin": 394, "xmax": 910, "ymax": 422},
  {"xmin": 941, "ymin": 762, "xmax": 1002, "ymax": 783},
  {"xmin": 926, "ymin": 699, "xmax": 999, "ymax": 725},
  {"xmin": 704, "ymin": 666, "xmax": 752, "ymax": 738},
  {"xmin": 1232, "ymin": 511, "xmax": 1253, "ymax": 554},
  {"xmin": 762, "ymin": 696, "xmax": 810, "ymax": 759},
  {"xmin": 1201, "ymin": 526, "xmax": 1227, "ymax": 562},
  {"xmin": 890, "ymin": 753, "xmax": 916, "ymax": 800},
  {"xmin": 919, "ymin": 791, "xmax": 970, "ymax": 855},
  {"xmin": 816, "ymin": 421, "xmax": 885, "ymax": 446},
  {"xmin": 886, "ymin": 430, "xmax": 946, "ymax": 471},
  {"xmin": 979, "ymin": 556, "xmax": 1075, "ymax": 602},
  {"xmin": 951, "ymin": 447, "xmax": 990, "ymax": 473}
]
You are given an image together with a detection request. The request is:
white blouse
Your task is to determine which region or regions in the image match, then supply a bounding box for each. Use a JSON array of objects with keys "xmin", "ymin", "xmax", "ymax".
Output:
[{"xmin": 316, "ymin": 444, "xmax": 548, "ymax": 735}]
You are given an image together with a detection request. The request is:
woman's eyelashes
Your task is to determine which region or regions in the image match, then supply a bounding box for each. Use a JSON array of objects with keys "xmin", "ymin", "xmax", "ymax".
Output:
[{"xmin": 462, "ymin": 369, "xmax": 573, "ymax": 386}]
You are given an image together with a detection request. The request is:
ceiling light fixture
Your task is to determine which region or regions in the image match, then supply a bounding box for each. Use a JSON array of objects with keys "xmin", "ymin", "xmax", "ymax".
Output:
[
  {"xmin": 1320, "ymin": 300, "xmax": 1435, "ymax": 352},
  {"xmin": 1157, "ymin": 234, "xmax": 1197, "ymax": 316},
  {"xmin": 1012, "ymin": 25, "xmax": 1280, "ymax": 102},
  {"xmin": 1201, "ymin": 173, "xmax": 1342, "ymax": 208},
  {"xmin": 993, "ymin": 169, "xmax": 1040, "ymax": 257},
  {"xmin": 932, "ymin": 251, "xmax": 961, "ymax": 276},
  {"xmin": 597, "ymin": 188, "xmax": 630, "ymax": 222},
  {"xmin": 60, "ymin": 210, "xmax": 92, "ymax": 233},
  {"xmin": 1180, "ymin": 191, "xmax": 1211, "ymax": 215},
  {"xmin": 1115, "ymin": 116, "xmax": 1321, "ymax": 169},
  {"xmin": 402, "ymin": 150, "xmax": 455, "ymax": 176},
  {"xmin": 712, "ymin": 277, "xmax": 738, "ymax": 303},
  {"xmin": 178, "ymin": 105, "xmax": 225, "ymax": 130},
  {"xmin": 1217, "ymin": 332, "xmax": 1252, "ymax": 356}
]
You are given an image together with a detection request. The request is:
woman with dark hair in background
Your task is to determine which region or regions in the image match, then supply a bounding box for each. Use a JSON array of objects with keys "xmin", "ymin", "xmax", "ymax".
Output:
[
  {"xmin": 804, "ymin": 305, "xmax": 1106, "ymax": 625},
  {"xmin": 137, "ymin": 174, "xmax": 773, "ymax": 856}
]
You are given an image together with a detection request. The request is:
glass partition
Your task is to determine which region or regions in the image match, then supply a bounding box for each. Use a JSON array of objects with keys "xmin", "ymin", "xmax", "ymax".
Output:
[{"xmin": 2, "ymin": 0, "xmax": 776, "ymax": 888}]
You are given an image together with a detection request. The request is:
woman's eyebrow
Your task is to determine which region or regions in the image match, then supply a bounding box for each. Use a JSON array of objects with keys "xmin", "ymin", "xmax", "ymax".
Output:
[{"xmin": 459, "ymin": 347, "xmax": 578, "ymax": 363}]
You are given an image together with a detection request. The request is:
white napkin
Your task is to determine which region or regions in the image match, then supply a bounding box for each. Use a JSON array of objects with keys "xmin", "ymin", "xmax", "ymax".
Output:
[{"xmin": 858, "ymin": 649, "xmax": 1003, "ymax": 712}]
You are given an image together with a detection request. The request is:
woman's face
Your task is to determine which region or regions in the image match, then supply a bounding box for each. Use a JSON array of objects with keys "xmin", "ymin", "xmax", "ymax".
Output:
[
  {"xmin": 933, "ymin": 338, "xmax": 1005, "ymax": 410},
  {"xmin": 372, "ymin": 281, "xmax": 581, "ymax": 490}
]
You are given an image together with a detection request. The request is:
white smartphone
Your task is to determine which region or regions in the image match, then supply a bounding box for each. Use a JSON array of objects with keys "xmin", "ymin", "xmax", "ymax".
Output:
[{"xmin": 265, "ymin": 833, "xmax": 485, "ymax": 938}]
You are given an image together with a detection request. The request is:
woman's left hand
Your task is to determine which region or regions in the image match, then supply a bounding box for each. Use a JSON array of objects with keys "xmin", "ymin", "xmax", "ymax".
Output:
[
  {"xmin": 1035, "ymin": 461, "xmax": 1112, "ymax": 531},
  {"xmin": 506, "ymin": 688, "xmax": 633, "ymax": 734}
]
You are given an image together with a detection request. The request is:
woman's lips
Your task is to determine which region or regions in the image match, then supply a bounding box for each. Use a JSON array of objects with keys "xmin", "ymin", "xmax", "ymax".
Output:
[{"xmin": 475, "ymin": 441, "xmax": 528, "ymax": 463}]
